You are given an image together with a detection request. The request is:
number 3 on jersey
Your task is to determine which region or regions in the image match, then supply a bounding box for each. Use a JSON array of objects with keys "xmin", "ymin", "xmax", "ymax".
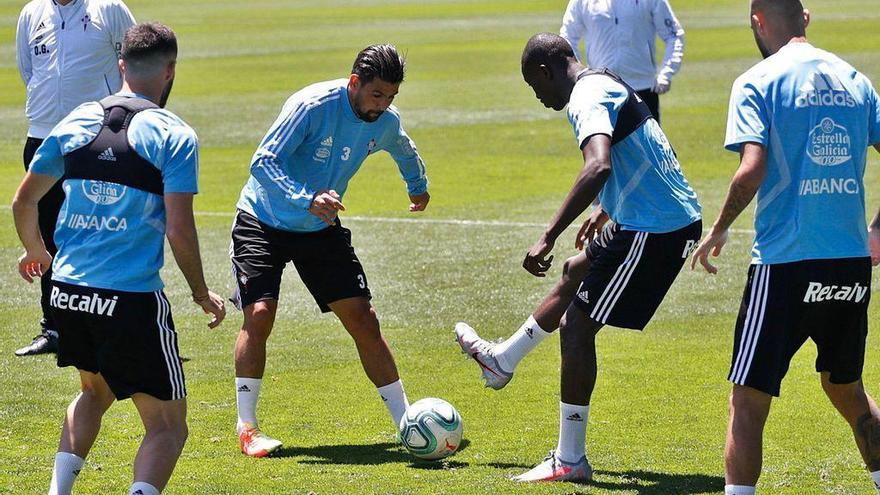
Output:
[
  {"xmin": 357, "ymin": 274, "xmax": 366, "ymax": 289},
  {"xmin": 341, "ymin": 147, "xmax": 351, "ymax": 161}
]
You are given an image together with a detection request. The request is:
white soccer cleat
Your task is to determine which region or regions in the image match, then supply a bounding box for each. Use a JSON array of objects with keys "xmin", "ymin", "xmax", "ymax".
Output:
[
  {"xmin": 238, "ymin": 422, "xmax": 282, "ymax": 458},
  {"xmin": 454, "ymin": 322, "xmax": 513, "ymax": 390},
  {"xmin": 513, "ymin": 450, "xmax": 593, "ymax": 483}
]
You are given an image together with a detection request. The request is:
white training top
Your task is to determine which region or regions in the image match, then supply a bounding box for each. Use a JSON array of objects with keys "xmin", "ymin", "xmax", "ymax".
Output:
[
  {"xmin": 560, "ymin": 0, "xmax": 685, "ymax": 91},
  {"xmin": 16, "ymin": 0, "xmax": 136, "ymax": 139}
]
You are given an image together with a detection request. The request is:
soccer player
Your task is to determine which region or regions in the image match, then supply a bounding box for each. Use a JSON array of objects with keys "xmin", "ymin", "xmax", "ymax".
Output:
[
  {"xmin": 230, "ymin": 44, "xmax": 429, "ymax": 457},
  {"xmin": 14, "ymin": 0, "xmax": 136, "ymax": 356},
  {"xmin": 461, "ymin": 32, "xmax": 701, "ymax": 483},
  {"xmin": 12, "ymin": 23, "xmax": 226, "ymax": 495},
  {"xmin": 691, "ymin": 2, "xmax": 880, "ymax": 494},
  {"xmin": 559, "ymin": 0, "xmax": 685, "ymax": 123}
]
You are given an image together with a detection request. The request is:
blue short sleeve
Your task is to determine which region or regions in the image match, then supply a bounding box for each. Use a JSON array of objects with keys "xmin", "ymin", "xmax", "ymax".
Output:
[
  {"xmin": 568, "ymin": 77, "xmax": 627, "ymax": 148},
  {"xmin": 161, "ymin": 126, "xmax": 199, "ymax": 194},
  {"xmin": 868, "ymin": 84, "xmax": 880, "ymax": 146},
  {"xmin": 725, "ymin": 76, "xmax": 770, "ymax": 152}
]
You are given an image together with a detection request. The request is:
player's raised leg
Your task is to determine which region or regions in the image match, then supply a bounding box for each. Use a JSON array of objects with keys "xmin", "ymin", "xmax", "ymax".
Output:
[
  {"xmin": 234, "ymin": 299, "xmax": 283, "ymax": 457},
  {"xmin": 821, "ymin": 376, "xmax": 880, "ymax": 493},
  {"xmin": 49, "ymin": 371, "xmax": 115, "ymax": 495},
  {"xmin": 455, "ymin": 252, "xmax": 591, "ymax": 389},
  {"xmin": 329, "ymin": 296, "xmax": 409, "ymax": 427},
  {"xmin": 128, "ymin": 393, "xmax": 188, "ymax": 495}
]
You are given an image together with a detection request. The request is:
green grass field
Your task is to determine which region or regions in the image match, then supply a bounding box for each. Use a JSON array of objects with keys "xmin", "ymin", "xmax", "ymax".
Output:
[{"xmin": 1, "ymin": 0, "xmax": 880, "ymax": 493}]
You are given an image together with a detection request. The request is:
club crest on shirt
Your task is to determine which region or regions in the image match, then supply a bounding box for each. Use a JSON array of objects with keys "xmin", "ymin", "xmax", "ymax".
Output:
[
  {"xmin": 367, "ymin": 138, "xmax": 377, "ymax": 155},
  {"xmin": 81, "ymin": 14, "xmax": 91, "ymax": 31},
  {"xmin": 82, "ymin": 180, "xmax": 127, "ymax": 205},
  {"xmin": 807, "ymin": 117, "xmax": 851, "ymax": 166}
]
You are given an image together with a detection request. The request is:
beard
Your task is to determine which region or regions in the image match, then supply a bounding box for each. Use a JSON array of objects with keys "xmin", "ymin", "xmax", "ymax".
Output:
[
  {"xmin": 158, "ymin": 77, "xmax": 174, "ymax": 108},
  {"xmin": 352, "ymin": 94, "xmax": 382, "ymax": 122},
  {"xmin": 754, "ymin": 33, "xmax": 772, "ymax": 59}
]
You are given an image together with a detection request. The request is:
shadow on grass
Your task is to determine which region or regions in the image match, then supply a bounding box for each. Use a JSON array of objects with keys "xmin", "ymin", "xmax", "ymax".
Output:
[
  {"xmin": 574, "ymin": 470, "xmax": 723, "ymax": 495},
  {"xmin": 271, "ymin": 439, "xmax": 470, "ymax": 468}
]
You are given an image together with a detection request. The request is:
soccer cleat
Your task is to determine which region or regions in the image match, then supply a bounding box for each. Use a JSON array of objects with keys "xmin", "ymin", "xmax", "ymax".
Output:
[
  {"xmin": 14, "ymin": 332, "xmax": 58, "ymax": 356},
  {"xmin": 238, "ymin": 423, "xmax": 282, "ymax": 458},
  {"xmin": 454, "ymin": 322, "xmax": 513, "ymax": 390},
  {"xmin": 513, "ymin": 450, "xmax": 593, "ymax": 483}
]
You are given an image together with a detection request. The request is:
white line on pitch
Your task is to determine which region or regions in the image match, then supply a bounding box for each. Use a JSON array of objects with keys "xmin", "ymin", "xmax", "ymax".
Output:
[{"xmin": 0, "ymin": 204, "xmax": 756, "ymax": 234}]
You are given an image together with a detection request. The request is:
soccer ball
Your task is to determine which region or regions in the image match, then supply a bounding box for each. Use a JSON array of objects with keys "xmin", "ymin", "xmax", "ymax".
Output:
[{"xmin": 398, "ymin": 398, "xmax": 463, "ymax": 460}]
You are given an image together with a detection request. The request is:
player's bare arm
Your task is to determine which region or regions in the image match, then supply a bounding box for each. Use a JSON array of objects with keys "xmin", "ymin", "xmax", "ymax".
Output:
[
  {"xmin": 692, "ymin": 142, "xmax": 767, "ymax": 274},
  {"xmin": 871, "ymin": 145, "xmax": 880, "ymax": 266},
  {"xmin": 523, "ymin": 134, "xmax": 612, "ymax": 277},
  {"xmin": 165, "ymin": 192, "xmax": 226, "ymax": 328},
  {"xmin": 12, "ymin": 172, "xmax": 58, "ymax": 283}
]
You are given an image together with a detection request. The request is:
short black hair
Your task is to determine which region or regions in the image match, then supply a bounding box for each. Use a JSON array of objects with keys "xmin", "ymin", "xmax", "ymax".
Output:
[
  {"xmin": 752, "ymin": 0, "xmax": 807, "ymax": 35},
  {"xmin": 121, "ymin": 22, "xmax": 177, "ymax": 72},
  {"xmin": 351, "ymin": 44, "xmax": 405, "ymax": 84},
  {"xmin": 522, "ymin": 33, "xmax": 577, "ymax": 71}
]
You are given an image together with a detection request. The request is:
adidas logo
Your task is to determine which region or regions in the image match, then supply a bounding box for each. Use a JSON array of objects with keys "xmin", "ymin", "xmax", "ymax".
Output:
[
  {"xmin": 38, "ymin": 21, "xmax": 46, "ymax": 30},
  {"xmin": 237, "ymin": 385, "xmax": 251, "ymax": 392},
  {"xmin": 97, "ymin": 147, "xmax": 117, "ymax": 162},
  {"xmin": 134, "ymin": 491, "xmax": 144, "ymax": 495},
  {"xmin": 577, "ymin": 290, "xmax": 590, "ymax": 303},
  {"xmin": 320, "ymin": 136, "xmax": 333, "ymax": 147},
  {"xmin": 566, "ymin": 413, "xmax": 584, "ymax": 422},
  {"xmin": 525, "ymin": 327, "xmax": 534, "ymax": 339}
]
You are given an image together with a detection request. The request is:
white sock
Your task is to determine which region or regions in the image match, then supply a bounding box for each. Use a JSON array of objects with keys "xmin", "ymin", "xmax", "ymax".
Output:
[
  {"xmin": 725, "ymin": 485, "xmax": 756, "ymax": 495},
  {"xmin": 129, "ymin": 481, "xmax": 160, "ymax": 495},
  {"xmin": 556, "ymin": 402, "xmax": 589, "ymax": 463},
  {"xmin": 494, "ymin": 315, "xmax": 551, "ymax": 373},
  {"xmin": 377, "ymin": 379, "xmax": 409, "ymax": 428},
  {"xmin": 48, "ymin": 452, "xmax": 84, "ymax": 495},
  {"xmin": 235, "ymin": 377, "xmax": 262, "ymax": 431},
  {"xmin": 871, "ymin": 470, "xmax": 880, "ymax": 494}
]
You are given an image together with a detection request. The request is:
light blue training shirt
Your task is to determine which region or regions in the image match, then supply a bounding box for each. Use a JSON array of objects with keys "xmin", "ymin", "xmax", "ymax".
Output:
[
  {"xmin": 29, "ymin": 93, "xmax": 199, "ymax": 292},
  {"xmin": 237, "ymin": 78, "xmax": 428, "ymax": 233},
  {"xmin": 725, "ymin": 42, "xmax": 880, "ymax": 264},
  {"xmin": 568, "ymin": 74, "xmax": 702, "ymax": 233}
]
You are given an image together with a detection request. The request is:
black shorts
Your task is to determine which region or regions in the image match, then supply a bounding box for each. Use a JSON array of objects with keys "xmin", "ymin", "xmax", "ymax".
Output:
[
  {"xmin": 49, "ymin": 281, "xmax": 186, "ymax": 401},
  {"xmin": 230, "ymin": 209, "xmax": 371, "ymax": 313},
  {"xmin": 572, "ymin": 220, "xmax": 702, "ymax": 330},
  {"xmin": 729, "ymin": 257, "xmax": 871, "ymax": 396}
]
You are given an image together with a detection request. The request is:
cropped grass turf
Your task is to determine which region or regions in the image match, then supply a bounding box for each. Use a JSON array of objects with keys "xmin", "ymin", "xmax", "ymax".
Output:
[{"xmin": 1, "ymin": 0, "xmax": 879, "ymax": 493}]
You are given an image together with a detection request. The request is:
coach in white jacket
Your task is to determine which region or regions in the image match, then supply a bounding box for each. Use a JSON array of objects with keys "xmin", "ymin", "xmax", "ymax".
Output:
[
  {"xmin": 14, "ymin": 0, "xmax": 135, "ymax": 356},
  {"xmin": 560, "ymin": 0, "xmax": 685, "ymax": 123}
]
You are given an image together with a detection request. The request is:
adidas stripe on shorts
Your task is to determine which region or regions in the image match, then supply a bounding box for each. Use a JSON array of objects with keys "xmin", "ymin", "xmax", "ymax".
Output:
[
  {"xmin": 728, "ymin": 257, "xmax": 871, "ymax": 396},
  {"xmin": 572, "ymin": 220, "xmax": 702, "ymax": 330},
  {"xmin": 50, "ymin": 281, "xmax": 186, "ymax": 401}
]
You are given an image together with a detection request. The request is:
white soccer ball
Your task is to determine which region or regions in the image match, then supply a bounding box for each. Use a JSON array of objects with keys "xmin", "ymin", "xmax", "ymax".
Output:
[{"xmin": 398, "ymin": 398, "xmax": 463, "ymax": 460}]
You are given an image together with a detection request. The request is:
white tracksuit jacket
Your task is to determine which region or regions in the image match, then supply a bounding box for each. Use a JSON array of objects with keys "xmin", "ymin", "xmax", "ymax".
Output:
[
  {"xmin": 16, "ymin": 0, "xmax": 136, "ymax": 139},
  {"xmin": 560, "ymin": 0, "xmax": 685, "ymax": 92}
]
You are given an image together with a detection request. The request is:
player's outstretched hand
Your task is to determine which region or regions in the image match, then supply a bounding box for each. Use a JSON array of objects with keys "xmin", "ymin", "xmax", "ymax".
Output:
[
  {"xmin": 869, "ymin": 226, "xmax": 880, "ymax": 266},
  {"xmin": 17, "ymin": 249, "xmax": 52, "ymax": 283},
  {"xmin": 691, "ymin": 228, "xmax": 729, "ymax": 274},
  {"xmin": 193, "ymin": 291, "xmax": 226, "ymax": 329},
  {"xmin": 409, "ymin": 192, "xmax": 430, "ymax": 212},
  {"xmin": 523, "ymin": 236, "xmax": 555, "ymax": 277},
  {"xmin": 575, "ymin": 208, "xmax": 609, "ymax": 250},
  {"xmin": 309, "ymin": 190, "xmax": 345, "ymax": 225}
]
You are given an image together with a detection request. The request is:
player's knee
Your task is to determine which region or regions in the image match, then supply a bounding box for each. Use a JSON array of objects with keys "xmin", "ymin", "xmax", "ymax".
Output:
[
  {"xmin": 560, "ymin": 256, "xmax": 579, "ymax": 283},
  {"xmin": 243, "ymin": 303, "xmax": 275, "ymax": 338},
  {"xmin": 146, "ymin": 417, "xmax": 188, "ymax": 453},
  {"xmin": 345, "ymin": 307, "xmax": 381, "ymax": 342},
  {"xmin": 729, "ymin": 388, "xmax": 770, "ymax": 426}
]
